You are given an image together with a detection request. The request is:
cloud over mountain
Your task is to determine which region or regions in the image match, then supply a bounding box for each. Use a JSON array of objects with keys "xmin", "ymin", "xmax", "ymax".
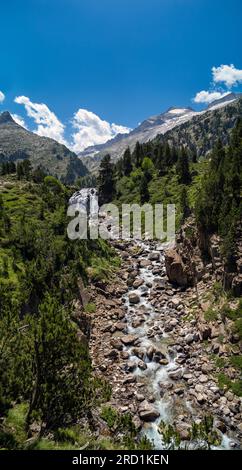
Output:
[
  {"xmin": 194, "ymin": 90, "xmax": 230, "ymax": 104},
  {"xmin": 193, "ymin": 64, "xmax": 242, "ymax": 104},
  {"xmin": 13, "ymin": 96, "xmax": 131, "ymax": 153},
  {"xmin": 71, "ymin": 109, "xmax": 131, "ymax": 152},
  {"xmin": 14, "ymin": 95, "xmax": 67, "ymax": 145}
]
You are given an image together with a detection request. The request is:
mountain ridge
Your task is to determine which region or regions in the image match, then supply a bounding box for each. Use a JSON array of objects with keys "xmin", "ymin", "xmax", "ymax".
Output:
[
  {"xmin": 79, "ymin": 93, "xmax": 242, "ymax": 172},
  {"xmin": 0, "ymin": 112, "xmax": 88, "ymax": 182}
]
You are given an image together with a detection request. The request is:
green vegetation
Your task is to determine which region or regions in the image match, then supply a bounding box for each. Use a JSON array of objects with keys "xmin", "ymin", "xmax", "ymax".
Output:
[
  {"xmin": 99, "ymin": 405, "xmax": 153, "ymax": 450},
  {"xmin": 97, "ymin": 132, "xmax": 209, "ymax": 236},
  {"xmin": 195, "ymin": 120, "xmax": 242, "ymax": 268},
  {"xmin": 217, "ymin": 373, "xmax": 242, "ymax": 397},
  {"xmin": 159, "ymin": 416, "xmax": 221, "ymax": 450},
  {"xmin": 84, "ymin": 302, "xmax": 96, "ymax": 313},
  {"xmin": 204, "ymin": 306, "xmax": 218, "ymax": 321},
  {"xmin": 0, "ymin": 170, "xmax": 119, "ymax": 448}
]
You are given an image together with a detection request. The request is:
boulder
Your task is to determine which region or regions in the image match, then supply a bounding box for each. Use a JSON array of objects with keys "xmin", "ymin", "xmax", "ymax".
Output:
[
  {"xmin": 152, "ymin": 350, "xmax": 166, "ymax": 363},
  {"xmin": 114, "ymin": 322, "xmax": 126, "ymax": 331},
  {"xmin": 107, "ymin": 349, "xmax": 119, "ymax": 360},
  {"xmin": 170, "ymin": 297, "xmax": 182, "ymax": 308},
  {"xmin": 199, "ymin": 374, "xmax": 209, "ymax": 384},
  {"xmin": 168, "ymin": 368, "xmax": 183, "ymax": 380},
  {"xmin": 121, "ymin": 334, "xmax": 138, "ymax": 346},
  {"xmin": 125, "ymin": 361, "xmax": 137, "ymax": 372},
  {"xmin": 110, "ymin": 338, "xmax": 123, "ymax": 351},
  {"xmin": 164, "ymin": 249, "xmax": 189, "ymax": 287},
  {"xmin": 138, "ymin": 360, "xmax": 147, "ymax": 370},
  {"xmin": 148, "ymin": 252, "xmax": 160, "ymax": 261},
  {"xmin": 199, "ymin": 324, "xmax": 212, "ymax": 341},
  {"xmin": 133, "ymin": 278, "xmax": 144, "ymax": 289},
  {"xmin": 128, "ymin": 293, "xmax": 140, "ymax": 304},
  {"xmin": 139, "ymin": 259, "xmax": 152, "ymax": 268},
  {"xmin": 196, "ymin": 393, "xmax": 206, "ymax": 404},
  {"xmin": 185, "ymin": 333, "xmax": 195, "ymax": 344},
  {"xmin": 176, "ymin": 422, "xmax": 191, "ymax": 440},
  {"xmin": 136, "ymin": 393, "xmax": 145, "ymax": 402},
  {"xmin": 123, "ymin": 374, "xmax": 137, "ymax": 385},
  {"xmin": 138, "ymin": 402, "xmax": 160, "ymax": 422}
]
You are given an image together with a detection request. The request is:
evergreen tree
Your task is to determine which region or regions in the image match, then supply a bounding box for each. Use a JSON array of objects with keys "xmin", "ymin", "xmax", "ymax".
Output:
[
  {"xmin": 122, "ymin": 147, "xmax": 132, "ymax": 176},
  {"xmin": 195, "ymin": 119, "xmax": 242, "ymax": 271},
  {"xmin": 156, "ymin": 145, "xmax": 166, "ymax": 175},
  {"xmin": 192, "ymin": 149, "xmax": 198, "ymax": 163},
  {"xmin": 210, "ymin": 139, "xmax": 225, "ymax": 171},
  {"xmin": 163, "ymin": 142, "xmax": 172, "ymax": 167},
  {"xmin": 176, "ymin": 147, "xmax": 191, "ymax": 184},
  {"xmin": 180, "ymin": 186, "xmax": 190, "ymax": 222},
  {"xmin": 132, "ymin": 141, "xmax": 143, "ymax": 168},
  {"xmin": 98, "ymin": 154, "xmax": 115, "ymax": 205},
  {"xmin": 26, "ymin": 295, "xmax": 91, "ymax": 431},
  {"xmin": 139, "ymin": 173, "xmax": 149, "ymax": 204},
  {"xmin": 142, "ymin": 157, "xmax": 154, "ymax": 181}
]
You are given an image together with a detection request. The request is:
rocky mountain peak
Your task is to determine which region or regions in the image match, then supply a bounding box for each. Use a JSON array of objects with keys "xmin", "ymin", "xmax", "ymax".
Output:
[
  {"xmin": 207, "ymin": 92, "xmax": 242, "ymax": 110},
  {"xmin": 0, "ymin": 111, "xmax": 15, "ymax": 125}
]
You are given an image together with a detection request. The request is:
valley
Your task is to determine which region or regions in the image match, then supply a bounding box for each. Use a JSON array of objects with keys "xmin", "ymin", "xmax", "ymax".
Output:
[{"xmin": 0, "ymin": 101, "xmax": 241, "ymax": 451}]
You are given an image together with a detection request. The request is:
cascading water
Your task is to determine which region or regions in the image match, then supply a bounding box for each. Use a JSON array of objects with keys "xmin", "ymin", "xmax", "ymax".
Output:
[
  {"xmin": 69, "ymin": 189, "xmax": 238, "ymax": 450},
  {"xmin": 69, "ymin": 188, "xmax": 98, "ymax": 217}
]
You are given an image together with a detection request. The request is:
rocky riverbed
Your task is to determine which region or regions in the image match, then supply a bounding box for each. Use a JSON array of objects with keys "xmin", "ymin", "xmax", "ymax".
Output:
[{"xmin": 88, "ymin": 239, "xmax": 241, "ymax": 449}]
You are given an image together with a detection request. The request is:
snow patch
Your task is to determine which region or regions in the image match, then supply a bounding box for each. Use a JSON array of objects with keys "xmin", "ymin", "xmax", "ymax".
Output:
[{"xmin": 168, "ymin": 108, "xmax": 189, "ymax": 115}]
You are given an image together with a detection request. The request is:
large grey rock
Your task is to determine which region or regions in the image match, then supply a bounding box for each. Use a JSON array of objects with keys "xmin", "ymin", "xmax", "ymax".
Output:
[
  {"xmin": 128, "ymin": 293, "xmax": 140, "ymax": 304},
  {"xmin": 168, "ymin": 368, "xmax": 183, "ymax": 380},
  {"xmin": 133, "ymin": 278, "xmax": 144, "ymax": 288},
  {"xmin": 148, "ymin": 252, "xmax": 160, "ymax": 261},
  {"xmin": 165, "ymin": 249, "xmax": 189, "ymax": 287},
  {"xmin": 138, "ymin": 402, "xmax": 160, "ymax": 422}
]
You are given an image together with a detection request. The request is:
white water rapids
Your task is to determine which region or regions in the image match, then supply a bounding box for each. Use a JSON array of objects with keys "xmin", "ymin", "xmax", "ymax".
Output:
[{"xmin": 69, "ymin": 189, "xmax": 238, "ymax": 451}]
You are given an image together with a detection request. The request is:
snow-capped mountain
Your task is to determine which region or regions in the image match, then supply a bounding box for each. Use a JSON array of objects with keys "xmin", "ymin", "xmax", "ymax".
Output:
[{"xmin": 78, "ymin": 93, "xmax": 242, "ymax": 171}]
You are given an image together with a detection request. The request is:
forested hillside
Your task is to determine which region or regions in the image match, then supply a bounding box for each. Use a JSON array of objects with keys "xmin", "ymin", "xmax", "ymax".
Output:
[
  {"xmin": 156, "ymin": 98, "xmax": 242, "ymax": 158},
  {"xmin": 0, "ymin": 166, "xmax": 148, "ymax": 450}
]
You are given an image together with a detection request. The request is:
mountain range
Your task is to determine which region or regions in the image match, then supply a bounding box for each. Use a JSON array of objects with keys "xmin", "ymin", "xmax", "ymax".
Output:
[
  {"xmin": 0, "ymin": 111, "xmax": 88, "ymax": 183},
  {"xmin": 79, "ymin": 92, "xmax": 242, "ymax": 172},
  {"xmin": 1, "ymin": 92, "xmax": 241, "ymax": 180}
]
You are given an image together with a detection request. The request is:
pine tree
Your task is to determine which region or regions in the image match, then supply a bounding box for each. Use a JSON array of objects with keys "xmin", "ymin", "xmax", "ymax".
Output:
[
  {"xmin": 210, "ymin": 139, "xmax": 225, "ymax": 171},
  {"xmin": 163, "ymin": 142, "xmax": 172, "ymax": 166},
  {"xmin": 180, "ymin": 186, "xmax": 190, "ymax": 222},
  {"xmin": 192, "ymin": 149, "xmax": 198, "ymax": 163},
  {"xmin": 122, "ymin": 147, "xmax": 132, "ymax": 176},
  {"xmin": 139, "ymin": 173, "xmax": 149, "ymax": 204},
  {"xmin": 26, "ymin": 295, "xmax": 91, "ymax": 431},
  {"xmin": 98, "ymin": 154, "xmax": 115, "ymax": 205},
  {"xmin": 132, "ymin": 141, "xmax": 143, "ymax": 168},
  {"xmin": 176, "ymin": 147, "xmax": 191, "ymax": 185}
]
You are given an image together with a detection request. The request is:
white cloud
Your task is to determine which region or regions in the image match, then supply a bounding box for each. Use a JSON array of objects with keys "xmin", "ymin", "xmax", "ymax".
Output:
[
  {"xmin": 71, "ymin": 109, "xmax": 131, "ymax": 153},
  {"xmin": 193, "ymin": 90, "xmax": 230, "ymax": 104},
  {"xmin": 11, "ymin": 113, "xmax": 28, "ymax": 129},
  {"xmin": 14, "ymin": 95, "xmax": 67, "ymax": 145},
  {"xmin": 0, "ymin": 91, "xmax": 5, "ymax": 103},
  {"xmin": 13, "ymin": 95, "xmax": 131, "ymax": 153},
  {"xmin": 212, "ymin": 64, "xmax": 242, "ymax": 88}
]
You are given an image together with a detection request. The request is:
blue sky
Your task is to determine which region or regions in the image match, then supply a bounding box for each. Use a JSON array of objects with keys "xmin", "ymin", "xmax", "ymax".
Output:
[{"xmin": 0, "ymin": 0, "xmax": 242, "ymax": 152}]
